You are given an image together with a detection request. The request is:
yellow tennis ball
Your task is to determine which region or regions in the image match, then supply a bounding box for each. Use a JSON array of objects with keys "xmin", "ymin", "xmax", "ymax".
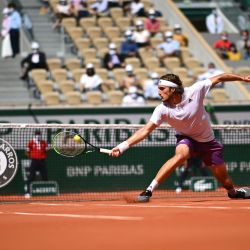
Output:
[{"xmin": 73, "ymin": 135, "xmax": 81, "ymax": 142}]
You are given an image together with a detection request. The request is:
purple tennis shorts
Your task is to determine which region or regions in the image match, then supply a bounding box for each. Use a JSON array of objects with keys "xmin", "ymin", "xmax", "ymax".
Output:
[{"xmin": 176, "ymin": 135, "xmax": 224, "ymax": 166}]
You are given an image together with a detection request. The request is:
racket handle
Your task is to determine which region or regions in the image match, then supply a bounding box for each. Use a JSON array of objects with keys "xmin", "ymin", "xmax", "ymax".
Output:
[{"xmin": 100, "ymin": 148, "xmax": 112, "ymax": 154}]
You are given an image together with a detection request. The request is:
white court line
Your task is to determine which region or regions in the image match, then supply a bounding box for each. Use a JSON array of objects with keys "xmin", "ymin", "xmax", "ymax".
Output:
[
  {"xmin": 95, "ymin": 203, "xmax": 250, "ymax": 210},
  {"xmin": 0, "ymin": 211, "xmax": 143, "ymax": 221}
]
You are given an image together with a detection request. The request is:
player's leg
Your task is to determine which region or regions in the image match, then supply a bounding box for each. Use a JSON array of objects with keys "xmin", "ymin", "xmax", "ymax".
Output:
[
  {"xmin": 137, "ymin": 143, "xmax": 190, "ymax": 202},
  {"xmin": 209, "ymin": 163, "xmax": 250, "ymax": 199}
]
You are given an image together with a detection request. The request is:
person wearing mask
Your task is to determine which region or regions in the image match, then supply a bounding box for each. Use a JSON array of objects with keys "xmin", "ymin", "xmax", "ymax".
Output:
[
  {"xmin": 198, "ymin": 62, "xmax": 224, "ymax": 87},
  {"xmin": 120, "ymin": 29, "xmax": 139, "ymax": 59},
  {"xmin": 213, "ymin": 32, "xmax": 232, "ymax": 59},
  {"xmin": 133, "ymin": 20, "xmax": 150, "ymax": 48},
  {"xmin": 20, "ymin": 42, "xmax": 48, "ymax": 82},
  {"xmin": 103, "ymin": 43, "xmax": 125, "ymax": 70},
  {"xmin": 237, "ymin": 30, "xmax": 250, "ymax": 60},
  {"xmin": 144, "ymin": 9, "xmax": 160, "ymax": 37},
  {"xmin": 227, "ymin": 43, "xmax": 241, "ymax": 61},
  {"xmin": 122, "ymin": 86, "xmax": 145, "ymax": 106},
  {"xmin": 25, "ymin": 130, "xmax": 49, "ymax": 198},
  {"xmin": 206, "ymin": 9, "xmax": 224, "ymax": 34},
  {"xmin": 80, "ymin": 63, "xmax": 103, "ymax": 92},
  {"xmin": 119, "ymin": 64, "xmax": 140, "ymax": 91},
  {"xmin": 1, "ymin": 8, "xmax": 12, "ymax": 58},
  {"xmin": 173, "ymin": 24, "xmax": 188, "ymax": 47},
  {"xmin": 8, "ymin": 2, "xmax": 22, "ymax": 58},
  {"xmin": 144, "ymin": 72, "xmax": 161, "ymax": 100},
  {"xmin": 157, "ymin": 31, "xmax": 180, "ymax": 60}
]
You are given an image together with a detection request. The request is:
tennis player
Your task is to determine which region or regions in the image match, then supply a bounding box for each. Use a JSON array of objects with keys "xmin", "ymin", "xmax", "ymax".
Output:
[{"xmin": 110, "ymin": 73, "xmax": 250, "ymax": 202}]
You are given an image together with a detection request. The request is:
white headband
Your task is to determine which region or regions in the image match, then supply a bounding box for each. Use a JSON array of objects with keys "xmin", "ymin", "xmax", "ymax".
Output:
[{"xmin": 158, "ymin": 79, "xmax": 179, "ymax": 88}]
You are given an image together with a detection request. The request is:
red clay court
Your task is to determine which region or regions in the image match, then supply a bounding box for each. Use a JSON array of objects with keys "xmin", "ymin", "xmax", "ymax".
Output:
[{"xmin": 1, "ymin": 196, "xmax": 250, "ymax": 250}]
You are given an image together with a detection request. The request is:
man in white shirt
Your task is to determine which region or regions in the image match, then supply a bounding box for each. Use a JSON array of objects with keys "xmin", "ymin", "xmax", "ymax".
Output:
[
  {"xmin": 122, "ymin": 86, "xmax": 145, "ymax": 106},
  {"xmin": 80, "ymin": 63, "xmax": 103, "ymax": 92},
  {"xmin": 206, "ymin": 9, "xmax": 224, "ymax": 34},
  {"xmin": 110, "ymin": 72, "xmax": 250, "ymax": 201}
]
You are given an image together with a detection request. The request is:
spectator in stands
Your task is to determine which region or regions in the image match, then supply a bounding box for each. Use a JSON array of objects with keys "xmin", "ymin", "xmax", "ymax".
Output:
[
  {"xmin": 130, "ymin": 0, "xmax": 145, "ymax": 17},
  {"xmin": 52, "ymin": 0, "xmax": 74, "ymax": 30},
  {"xmin": 144, "ymin": 72, "xmax": 161, "ymax": 100},
  {"xmin": 20, "ymin": 42, "xmax": 48, "ymax": 83},
  {"xmin": 157, "ymin": 31, "xmax": 181, "ymax": 60},
  {"xmin": 133, "ymin": 19, "xmax": 150, "ymax": 48},
  {"xmin": 8, "ymin": 2, "xmax": 22, "ymax": 58},
  {"xmin": 76, "ymin": 1, "xmax": 91, "ymax": 24},
  {"xmin": 119, "ymin": 64, "xmax": 140, "ymax": 91},
  {"xmin": 173, "ymin": 24, "xmax": 188, "ymax": 47},
  {"xmin": 122, "ymin": 86, "xmax": 145, "ymax": 106},
  {"xmin": 175, "ymin": 156, "xmax": 208, "ymax": 193},
  {"xmin": 227, "ymin": 43, "xmax": 241, "ymax": 61},
  {"xmin": 39, "ymin": 1, "xmax": 50, "ymax": 15},
  {"xmin": 80, "ymin": 63, "xmax": 103, "ymax": 92},
  {"xmin": 144, "ymin": 9, "xmax": 161, "ymax": 37},
  {"xmin": 71, "ymin": 0, "xmax": 83, "ymax": 11},
  {"xmin": 25, "ymin": 130, "xmax": 49, "ymax": 198},
  {"xmin": 237, "ymin": 30, "xmax": 250, "ymax": 60},
  {"xmin": 206, "ymin": 9, "xmax": 224, "ymax": 34},
  {"xmin": 103, "ymin": 43, "xmax": 125, "ymax": 70},
  {"xmin": 90, "ymin": 0, "xmax": 109, "ymax": 17},
  {"xmin": 197, "ymin": 62, "xmax": 224, "ymax": 87},
  {"xmin": 1, "ymin": 8, "xmax": 13, "ymax": 58},
  {"xmin": 120, "ymin": 29, "xmax": 139, "ymax": 59},
  {"xmin": 213, "ymin": 32, "xmax": 232, "ymax": 59}
]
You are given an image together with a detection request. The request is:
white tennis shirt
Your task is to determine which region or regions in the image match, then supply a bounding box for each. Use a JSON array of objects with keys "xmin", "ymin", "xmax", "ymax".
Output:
[{"xmin": 150, "ymin": 79, "xmax": 214, "ymax": 142}]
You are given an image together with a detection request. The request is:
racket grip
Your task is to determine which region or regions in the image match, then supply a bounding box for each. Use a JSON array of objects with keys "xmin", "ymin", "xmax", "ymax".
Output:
[{"xmin": 100, "ymin": 148, "xmax": 112, "ymax": 154}]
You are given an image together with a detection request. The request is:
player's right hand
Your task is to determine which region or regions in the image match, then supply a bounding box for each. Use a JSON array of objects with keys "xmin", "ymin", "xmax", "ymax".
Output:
[{"xmin": 110, "ymin": 147, "xmax": 121, "ymax": 157}]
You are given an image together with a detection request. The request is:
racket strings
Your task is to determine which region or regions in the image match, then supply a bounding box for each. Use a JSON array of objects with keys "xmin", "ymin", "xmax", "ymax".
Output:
[{"xmin": 53, "ymin": 133, "xmax": 86, "ymax": 157}]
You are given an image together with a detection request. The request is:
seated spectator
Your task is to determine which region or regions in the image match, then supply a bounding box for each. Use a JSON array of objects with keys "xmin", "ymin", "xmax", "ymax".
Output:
[
  {"xmin": 20, "ymin": 42, "xmax": 48, "ymax": 82},
  {"xmin": 39, "ymin": 0, "xmax": 50, "ymax": 15},
  {"xmin": 144, "ymin": 9, "xmax": 161, "ymax": 37},
  {"xmin": 237, "ymin": 30, "xmax": 250, "ymax": 60},
  {"xmin": 122, "ymin": 86, "xmax": 145, "ymax": 106},
  {"xmin": 133, "ymin": 19, "xmax": 150, "ymax": 48},
  {"xmin": 157, "ymin": 31, "xmax": 180, "ymax": 60},
  {"xmin": 90, "ymin": 0, "xmax": 109, "ymax": 17},
  {"xmin": 197, "ymin": 62, "xmax": 224, "ymax": 87},
  {"xmin": 119, "ymin": 64, "xmax": 140, "ymax": 91},
  {"xmin": 144, "ymin": 72, "xmax": 161, "ymax": 100},
  {"xmin": 71, "ymin": 0, "xmax": 83, "ymax": 11},
  {"xmin": 120, "ymin": 29, "xmax": 139, "ymax": 58},
  {"xmin": 206, "ymin": 9, "xmax": 223, "ymax": 34},
  {"xmin": 227, "ymin": 43, "xmax": 241, "ymax": 61},
  {"xmin": 130, "ymin": 0, "xmax": 145, "ymax": 17},
  {"xmin": 76, "ymin": 1, "xmax": 91, "ymax": 24},
  {"xmin": 79, "ymin": 63, "xmax": 103, "ymax": 92},
  {"xmin": 52, "ymin": 0, "xmax": 74, "ymax": 30},
  {"xmin": 103, "ymin": 43, "xmax": 125, "ymax": 70},
  {"xmin": 213, "ymin": 32, "xmax": 232, "ymax": 59},
  {"xmin": 173, "ymin": 24, "xmax": 188, "ymax": 47}
]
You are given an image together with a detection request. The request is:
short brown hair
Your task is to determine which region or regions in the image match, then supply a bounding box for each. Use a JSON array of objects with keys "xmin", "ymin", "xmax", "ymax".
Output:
[{"xmin": 160, "ymin": 73, "xmax": 184, "ymax": 94}]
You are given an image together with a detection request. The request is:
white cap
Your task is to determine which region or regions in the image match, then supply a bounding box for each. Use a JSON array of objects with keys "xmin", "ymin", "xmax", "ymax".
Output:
[
  {"xmin": 31, "ymin": 42, "xmax": 39, "ymax": 50},
  {"xmin": 165, "ymin": 31, "xmax": 173, "ymax": 38},
  {"xmin": 150, "ymin": 72, "xmax": 159, "ymax": 79},
  {"xmin": 86, "ymin": 63, "xmax": 94, "ymax": 69},
  {"xmin": 136, "ymin": 20, "xmax": 144, "ymax": 26},
  {"xmin": 2, "ymin": 8, "xmax": 9, "ymax": 15},
  {"xmin": 148, "ymin": 9, "xmax": 156, "ymax": 15},
  {"xmin": 174, "ymin": 24, "xmax": 181, "ymax": 29},
  {"xmin": 124, "ymin": 30, "xmax": 132, "ymax": 37},
  {"xmin": 109, "ymin": 43, "xmax": 116, "ymax": 50},
  {"xmin": 128, "ymin": 86, "xmax": 137, "ymax": 94},
  {"xmin": 125, "ymin": 64, "xmax": 133, "ymax": 72}
]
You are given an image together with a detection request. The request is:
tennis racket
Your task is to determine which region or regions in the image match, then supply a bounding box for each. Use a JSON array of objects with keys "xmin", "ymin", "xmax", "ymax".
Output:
[{"xmin": 52, "ymin": 131, "xmax": 111, "ymax": 157}]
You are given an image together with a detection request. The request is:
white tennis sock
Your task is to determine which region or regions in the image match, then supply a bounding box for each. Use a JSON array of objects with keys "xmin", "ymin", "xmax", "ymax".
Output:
[{"xmin": 146, "ymin": 179, "xmax": 159, "ymax": 192}]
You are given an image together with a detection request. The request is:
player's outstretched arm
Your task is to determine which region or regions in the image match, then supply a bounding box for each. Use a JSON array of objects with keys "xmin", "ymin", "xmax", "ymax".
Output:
[
  {"xmin": 110, "ymin": 121, "xmax": 157, "ymax": 157},
  {"xmin": 209, "ymin": 73, "xmax": 250, "ymax": 88}
]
